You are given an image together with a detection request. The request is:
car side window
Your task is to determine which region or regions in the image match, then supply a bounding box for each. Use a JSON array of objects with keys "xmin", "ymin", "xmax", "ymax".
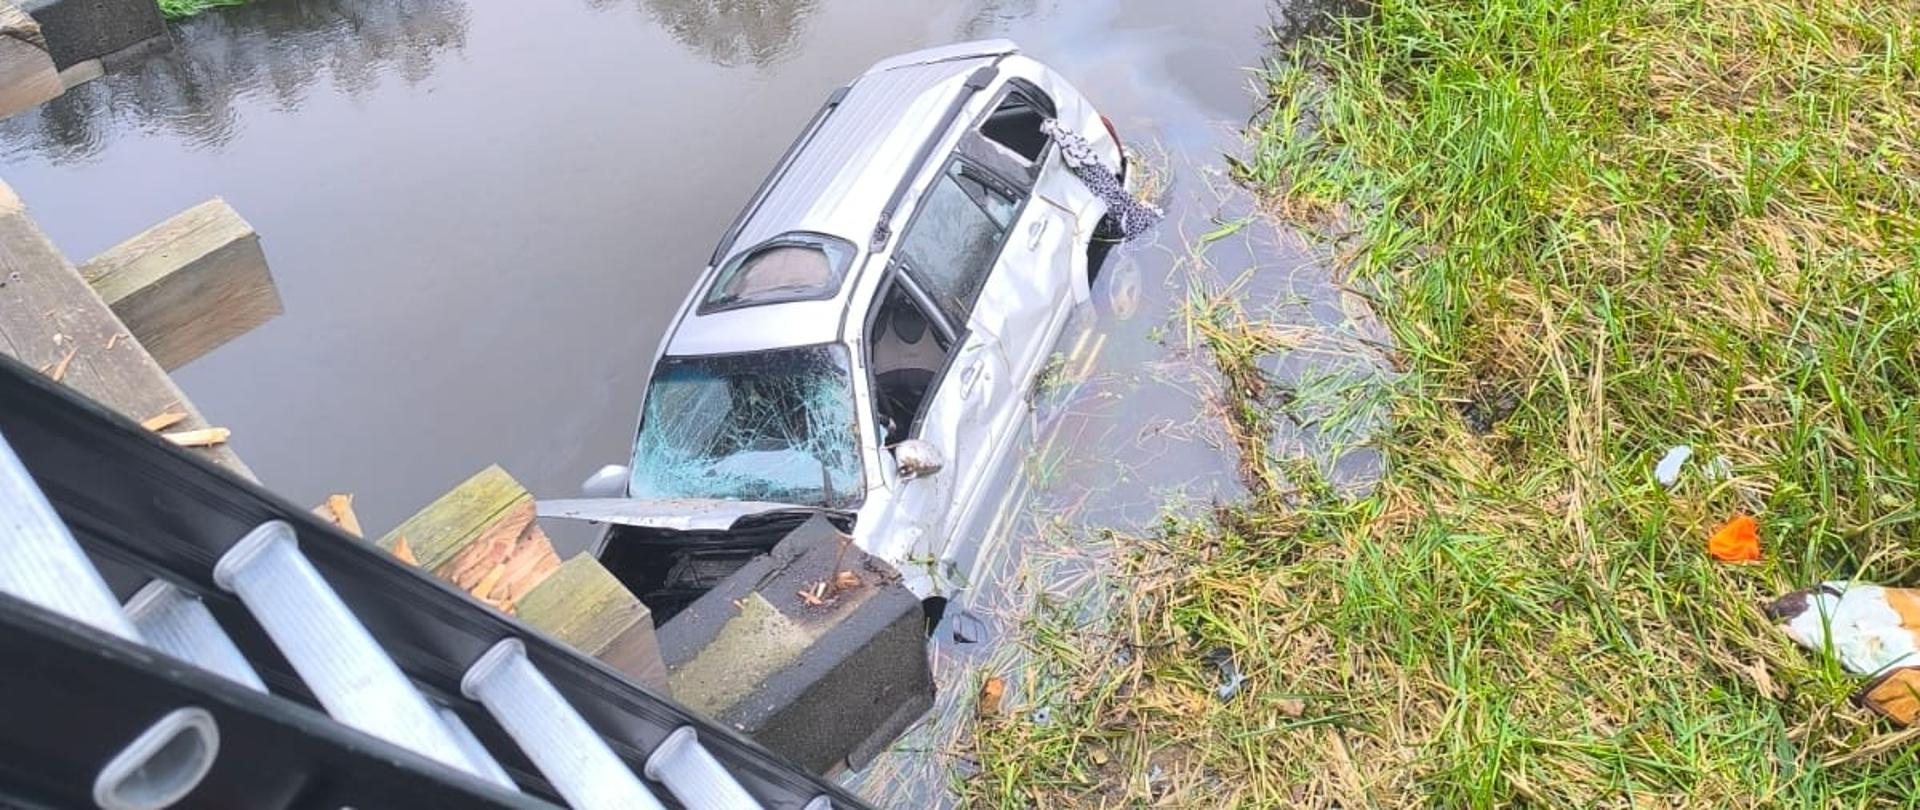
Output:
[
  {"xmin": 896, "ymin": 160, "xmax": 1017, "ymax": 326},
  {"xmin": 865, "ymin": 277, "xmax": 954, "ymax": 445},
  {"xmin": 980, "ymin": 86, "xmax": 1054, "ymax": 164}
]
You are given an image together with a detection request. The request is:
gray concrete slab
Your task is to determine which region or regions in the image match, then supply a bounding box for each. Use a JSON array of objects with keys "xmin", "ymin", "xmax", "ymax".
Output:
[
  {"xmin": 658, "ymin": 514, "xmax": 935, "ymax": 774},
  {"xmin": 21, "ymin": 0, "xmax": 162, "ymax": 69}
]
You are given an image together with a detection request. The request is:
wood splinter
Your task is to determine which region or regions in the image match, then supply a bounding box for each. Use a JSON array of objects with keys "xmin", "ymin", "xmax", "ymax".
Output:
[
  {"xmin": 140, "ymin": 410, "xmax": 188, "ymax": 431},
  {"xmin": 163, "ymin": 427, "xmax": 230, "ymax": 447},
  {"xmin": 312, "ymin": 493, "xmax": 362, "ymax": 538}
]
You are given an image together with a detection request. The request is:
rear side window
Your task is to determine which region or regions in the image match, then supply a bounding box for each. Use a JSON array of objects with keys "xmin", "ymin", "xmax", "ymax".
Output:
[
  {"xmin": 980, "ymin": 87, "xmax": 1054, "ymax": 164},
  {"xmin": 896, "ymin": 162, "xmax": 1016, "ymax": 325},
  {"xmin": 701, "ymin": 234, "xmax": 854, "ymax": 314}
]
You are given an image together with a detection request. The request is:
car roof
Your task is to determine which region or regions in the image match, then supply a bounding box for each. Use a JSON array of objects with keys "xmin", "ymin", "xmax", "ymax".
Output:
[{"xmin": 665, "ymin": 41, "xmax": 1017, "ymax": 358}]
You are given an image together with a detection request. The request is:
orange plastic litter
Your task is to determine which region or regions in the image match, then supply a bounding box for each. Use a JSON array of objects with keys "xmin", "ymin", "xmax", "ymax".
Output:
[{"xmin": 1709, "ymin": 514, "xmax": 1761, "ymax": 563}]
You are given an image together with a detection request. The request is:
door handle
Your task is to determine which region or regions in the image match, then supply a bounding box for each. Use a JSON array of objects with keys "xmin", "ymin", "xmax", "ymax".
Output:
[
  {"xmin": 959, "ymin": 361, "xmax": 984, "ymax": 398},
  {"xmin": 1026, "ymin": 219, "xmax": 1048, "ymax": 249}
]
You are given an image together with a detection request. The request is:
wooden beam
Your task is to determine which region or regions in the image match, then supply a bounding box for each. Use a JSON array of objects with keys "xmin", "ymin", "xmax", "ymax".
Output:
[
  {"xmin": 516, "ymin": 555, "xmax": 667, "ymax": 692},
  {"xmin": 382, "ymin": 464, "xmax": 668, "ymax": 692},
  {"xmin": 380, "ymin": 465, "xmax": 541, "ymax": 572},
  {"xmin": 0, "ymin": 178, "xmax": 251, "ymax": 479},
  {"xmin": 0, "ymin": 3, "xmax": 60, "ymax": 121},
  {"xmin": 379, "ymin": 464, "xmax": 563, "ymax": 611},
  {"xmin": 80, "ymin": 198, "xmax": 281, "ymax": 371}
]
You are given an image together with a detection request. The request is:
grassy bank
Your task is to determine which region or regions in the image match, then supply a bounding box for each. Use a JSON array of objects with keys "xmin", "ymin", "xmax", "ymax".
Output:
[
  {"xmin": 965, "ymin": 0, "xmax": 1918, "ymax": 806},
  {"xmin": 156, "ymin": 0, "xmax": 246, "ymax": 21}
]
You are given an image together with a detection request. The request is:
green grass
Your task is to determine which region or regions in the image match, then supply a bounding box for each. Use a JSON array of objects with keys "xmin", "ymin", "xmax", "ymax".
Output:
[
  {"xmin": 155, "ymin": 0, "xmax": 247, "ymax": 21},
  {"xmin": 964, "ymin": 0, "xmax": 1919, "ymax": 806}
]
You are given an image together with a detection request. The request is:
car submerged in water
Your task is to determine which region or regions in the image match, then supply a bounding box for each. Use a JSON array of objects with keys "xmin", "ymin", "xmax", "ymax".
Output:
[{"xmin": 543, "ymin": 40, "xmax": 1133, "ymax": 622}]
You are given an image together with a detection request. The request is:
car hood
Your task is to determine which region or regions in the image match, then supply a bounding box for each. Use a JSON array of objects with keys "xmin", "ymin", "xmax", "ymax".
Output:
[{"xmin": 535, "ymin": 497, "xmax": 819, "ymax": 532}]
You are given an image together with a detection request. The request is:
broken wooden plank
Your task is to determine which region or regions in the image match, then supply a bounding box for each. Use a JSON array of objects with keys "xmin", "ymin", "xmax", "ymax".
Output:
[
  {"xmin": 380, "ymin": 465, "xmax": 539, "ymax": 574},
  {"xmin": 384, "ymin": 464, "xmax": 669, "ymax": 693},
  {"xmin": 0, "ymin": 3, "xmax": 61, "ymax": 121},
  {"xmin": 0, "ymin": 179, "xmax": 251, "ymax": 478},
  {"xmin": 516, "ymin": 554, "xmax": 668, "ymax": 692},
  {"xmin": 80, "ymin": 198, "xmax": 280, "ymax": 371},
  {"xmin": 378, "ymin": 464, "xmax": 562, "ymax": 611}
]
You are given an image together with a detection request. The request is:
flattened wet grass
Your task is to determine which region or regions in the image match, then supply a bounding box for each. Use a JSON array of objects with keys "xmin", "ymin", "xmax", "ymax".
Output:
[{"xmin": 962, "ymin": 0, "xmax": 1920, "ymax": 806}]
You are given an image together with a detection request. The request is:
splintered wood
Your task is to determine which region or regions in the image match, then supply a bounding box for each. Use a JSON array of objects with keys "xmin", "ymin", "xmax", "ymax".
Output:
[
  {"xmin": 162, "ymin": 427, "xmax": 230, "ymax": 447},
  {"xmin": 0, "ymin": 179, "xmax": 253, "ymax": 479},
  {"xmin": 42, "ymin": 346, "xmax": 74, "ymax": 381},
  {"xmin": 378, "ymin": 465, "xmax": 559, "ymax": 614},
  {"xmin": 389, "ymin": 535, "xmax": 419, "ymax": 566},
  {"xmin": 378, "ymin": 465, "xmax": 668, "ymax": 691},
  {"xmin": 140, "ymin": 410, "xmax": 188, "ymax": 431},
  {"xmin": 312, "ymin": 494, "xmax": 363, "ymax": 538}
]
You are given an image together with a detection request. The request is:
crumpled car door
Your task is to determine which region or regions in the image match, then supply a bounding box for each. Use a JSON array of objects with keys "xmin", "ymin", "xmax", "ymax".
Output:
[{"xmin": 878, "ymin": 331, "xmax": 1010, "ymax": 590}]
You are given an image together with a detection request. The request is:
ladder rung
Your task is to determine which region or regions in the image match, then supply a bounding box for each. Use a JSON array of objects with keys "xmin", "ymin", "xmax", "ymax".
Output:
[
  {"xmin": 124, "ymin": 580, "xmax": 267, "ymax": 693},
  {"xmin": 462, "ymin": 639, "xmax": 666, "ymax": 810},
  {"xmin": 437, "ymin": 705, "xmax": 519, "ymax": 791},
  {"xmin": 645, "ymin": 726, "xmax": 763, "ymax": 810},
  {"xmin": 0, "ymin": 429, "xmax": 141, "ymax": 642},
  {"xmin": 213, "ymin": 520, "xmax": 474, "ymax": 774}
]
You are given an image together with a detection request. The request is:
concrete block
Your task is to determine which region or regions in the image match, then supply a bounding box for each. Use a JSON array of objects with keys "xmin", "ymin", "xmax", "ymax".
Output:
[
  {"xmin": 657, "ymin": 514, "xmax": 933, "ymax": 774},
  {"xmin": 20, "ymin": 0, "xmax": 163, "ymax": 69}
]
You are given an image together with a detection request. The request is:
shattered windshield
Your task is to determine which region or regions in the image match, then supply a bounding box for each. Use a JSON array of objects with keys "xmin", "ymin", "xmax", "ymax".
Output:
[{"xmin": 629, "ymin": 344, "xmax": 863, "ymax": 510}]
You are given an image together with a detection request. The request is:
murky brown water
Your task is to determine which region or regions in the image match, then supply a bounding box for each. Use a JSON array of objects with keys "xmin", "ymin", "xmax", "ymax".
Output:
[{"xmin": 0, "ymin": 0, "xmax": 1381, "ymax": 804}]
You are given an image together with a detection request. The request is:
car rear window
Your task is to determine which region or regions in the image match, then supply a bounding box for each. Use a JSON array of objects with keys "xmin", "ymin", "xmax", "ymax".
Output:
[{"xmin": 700, "ymin": 234, "xmax": 854, "ymax": 313}]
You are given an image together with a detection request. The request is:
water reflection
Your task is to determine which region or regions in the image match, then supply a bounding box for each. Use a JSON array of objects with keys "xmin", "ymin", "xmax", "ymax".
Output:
[
  {"xmin": 955, "ymin": 0, "xmax": 1042, "ymax": 39},
  {"xmin": 587, "ymin": 0, "xmax": 817, "ymax": 67},
  {"xmin": 0, "ymin": 0, "xmax": 469, "ymax": 163}
]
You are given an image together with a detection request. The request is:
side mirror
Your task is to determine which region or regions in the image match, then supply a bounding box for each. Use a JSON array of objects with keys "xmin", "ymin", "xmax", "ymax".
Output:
[
  {"xmin": 893, "ymin": 440, "xmax": 944, "ymax": 480},
  {"xmin": 580, "ymin": 464, "xmax": 630, "ymax": 499}
]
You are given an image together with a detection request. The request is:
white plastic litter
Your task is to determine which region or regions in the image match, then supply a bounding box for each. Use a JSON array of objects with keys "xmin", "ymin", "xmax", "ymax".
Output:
[{"xmin": 1654, "ymin": 445, "xmax": 1692, "ymax": 488}]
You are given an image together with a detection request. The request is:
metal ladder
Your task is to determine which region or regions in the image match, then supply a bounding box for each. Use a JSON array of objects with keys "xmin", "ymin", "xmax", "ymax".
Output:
[{"xmin": 0, "ymin": 356, "xmax": 860, "ymax": 810}]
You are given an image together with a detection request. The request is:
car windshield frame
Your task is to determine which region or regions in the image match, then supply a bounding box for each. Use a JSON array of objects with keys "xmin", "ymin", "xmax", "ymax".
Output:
[{"xmin": 627, "ymin": 343, "xmax": 865, "ymax": 511}]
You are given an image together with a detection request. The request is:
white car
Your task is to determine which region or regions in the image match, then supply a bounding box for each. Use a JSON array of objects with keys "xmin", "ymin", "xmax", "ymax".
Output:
[{"xmin": 544, "ymin": 40, "xmax": 1128, "ymax": 619}]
